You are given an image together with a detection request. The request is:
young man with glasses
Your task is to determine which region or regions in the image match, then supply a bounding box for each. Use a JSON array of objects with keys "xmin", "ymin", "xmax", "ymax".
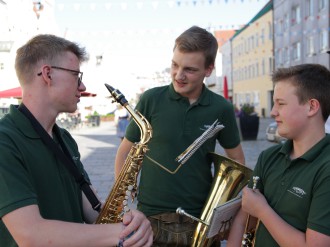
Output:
[{"xmin": 0, "ymin": 34, "xmax": 152, "ymax": 247}]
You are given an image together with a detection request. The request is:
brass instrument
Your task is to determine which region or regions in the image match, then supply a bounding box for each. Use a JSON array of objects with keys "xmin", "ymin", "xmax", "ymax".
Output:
[
  {"xmin": 177, "ymin": 152, "xmax": 252, "ymax": 247},
  {"xmin": 242, "ymin": 176, "xmax": 260, "ymax": 247},
  {"xmin": 95, "ymin": 84, "xmax": 152, "ymax": 224}
]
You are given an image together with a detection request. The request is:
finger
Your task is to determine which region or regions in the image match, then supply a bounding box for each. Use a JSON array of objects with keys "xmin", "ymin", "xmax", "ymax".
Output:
[
  {"xmin": 122, "ymin": 211, "xmax": 133, "ymax": 226},
  {"xmin": 123, "ymin": 219, "xmax": 152, "ymax": 246}
]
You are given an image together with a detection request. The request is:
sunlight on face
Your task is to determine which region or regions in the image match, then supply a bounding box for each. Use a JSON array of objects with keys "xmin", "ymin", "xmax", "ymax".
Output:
[
  {"xmin": 271, "ymin": 80, "xmax": 309, "ymax": 140},
  {"xmin": 170, "ymin": 48, "xmax": 212, "ymax": 102}
]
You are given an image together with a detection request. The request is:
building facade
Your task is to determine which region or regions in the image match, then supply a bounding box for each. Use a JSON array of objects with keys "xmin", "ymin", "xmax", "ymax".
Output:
[
  {"xmin": 274, "ymin": 0, "xmax": 330, "ymax": 69},
  {"xmin": 231, "ymin": 1, "xmax": 274, "ymax": 117}
]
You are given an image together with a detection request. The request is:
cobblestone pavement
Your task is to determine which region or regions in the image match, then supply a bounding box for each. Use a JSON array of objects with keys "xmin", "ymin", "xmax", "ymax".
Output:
[{"xmin": 71, "ymin": 117, "xmax": 276, "ymax": 201}]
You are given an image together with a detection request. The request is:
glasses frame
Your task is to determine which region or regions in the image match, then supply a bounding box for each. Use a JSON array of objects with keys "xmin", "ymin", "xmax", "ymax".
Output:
[{"xmin": 37, "ymin": 65, "xmax": 83, "ymax": 87}]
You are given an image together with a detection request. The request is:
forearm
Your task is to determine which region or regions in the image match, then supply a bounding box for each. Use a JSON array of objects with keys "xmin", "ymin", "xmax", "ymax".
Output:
[
  {"xmin": 115, "ymin": 150, "xmax": 126, "ymax": 179},
  {"xmin": 225, "ymin": 144, "xmax": 245, "ymax": 165},
  {"xmin": 259, "ymin": 205, "xmax": 306, "ymax": 247},
  {"xmin": 10, "ymin": 218, "xmax": 121, "ymax": 247},
  {"xmin": 227, "ymin": 209, "xmax": 247, "ymax": 247},
  {"xmin": 114, "ymin": 138, "xmax": 132, "ymax": 179}
]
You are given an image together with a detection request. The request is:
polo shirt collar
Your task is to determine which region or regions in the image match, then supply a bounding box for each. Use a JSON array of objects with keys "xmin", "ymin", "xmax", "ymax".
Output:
[
  {"xmin": 10, "ymin": 104, "xmax": 40, "ymax": 139},
  {"xmin": 280, "ymin": 134, "xmax": 330, "ymax": 162},
  {"xmin": 168, "ymin": 83, "xmax": 211, "ymax": 106}
]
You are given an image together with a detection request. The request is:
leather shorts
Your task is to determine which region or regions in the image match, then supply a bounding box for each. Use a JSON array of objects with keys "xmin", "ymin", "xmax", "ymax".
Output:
[{"xmin": 148, "ymin": 212, "xmax": 197, "ymax": 247}]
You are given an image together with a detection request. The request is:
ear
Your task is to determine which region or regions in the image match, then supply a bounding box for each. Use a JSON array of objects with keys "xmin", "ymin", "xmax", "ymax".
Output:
[
  {"xmin": 307, "ymin": 99, "xmax": 320, "ymax": 117},
  {"xmin": 38, "ymin": 65, "xmax": 52, "ymax": 83},
  {"xmin": 205, "ymin": 64, "xmax": 214, "ymax": 77}
]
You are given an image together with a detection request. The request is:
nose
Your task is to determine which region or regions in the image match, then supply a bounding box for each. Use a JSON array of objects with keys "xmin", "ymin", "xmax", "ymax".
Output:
[
  {"xmin": 79, "ymin": 81, "xmax": 87, "ymax": 91},
  {"xmin": 270, "ymin": 105, "xmax": 278, "ymax": 118},
  {"xmin": 175, "ymin": 69, "xmax": 185, "ymax": 81}
]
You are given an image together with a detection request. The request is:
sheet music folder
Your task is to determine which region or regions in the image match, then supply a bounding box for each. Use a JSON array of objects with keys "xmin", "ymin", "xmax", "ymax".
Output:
[{"xmin": 206, "ymin": 196, "xmax": 242, "ymax": 238}]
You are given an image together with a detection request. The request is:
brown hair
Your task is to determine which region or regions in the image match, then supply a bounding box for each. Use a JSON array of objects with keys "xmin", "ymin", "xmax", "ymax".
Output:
[
  {"xmin": 174, "ymin": 26, "xmax": 218, "ymax": 68},
  {"xmin": 15, "ymin": 34, "xmax": 88, "ymax": 84},
  {"xmin": 272, "ymin": 64, "xmax": 330, "ymax": 121}
]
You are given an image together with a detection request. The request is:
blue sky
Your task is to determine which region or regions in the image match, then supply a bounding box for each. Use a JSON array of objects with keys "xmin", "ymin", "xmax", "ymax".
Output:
[{"xmin": 52, "ymin": 0, "xmax": 269, "ymax": 96}]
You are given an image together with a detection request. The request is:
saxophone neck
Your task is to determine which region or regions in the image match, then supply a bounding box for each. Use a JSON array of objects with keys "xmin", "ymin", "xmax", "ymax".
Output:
[{"xmin": 124, "ymin": 105, "xmax": 152, "ymax": 145}]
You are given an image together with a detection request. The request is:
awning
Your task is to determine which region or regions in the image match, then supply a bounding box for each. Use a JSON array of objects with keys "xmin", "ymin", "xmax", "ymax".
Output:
[
  {"xmin": 0, "ymin": 86, "xmax": 97, "ymax": 98},
  {"xmin": 0, "ymin": 87, "xmax": 21, "ymax": 98}
]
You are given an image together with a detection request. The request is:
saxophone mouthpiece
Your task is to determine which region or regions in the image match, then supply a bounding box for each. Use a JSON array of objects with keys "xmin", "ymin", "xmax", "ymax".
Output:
[{"xmin": 104, "ymin": 83, "xmax": 128, "ymax": 106}]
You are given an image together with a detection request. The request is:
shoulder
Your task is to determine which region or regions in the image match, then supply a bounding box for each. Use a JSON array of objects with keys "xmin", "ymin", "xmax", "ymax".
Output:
[
  {"xmin": 58, "ymin": 127, "xmax": 79, "ymax": 149},
  {"xmin": 205, "ymin": 88, "xmax": 233, "ymax": 109},
  {"xmin": 138, "ymin": 86, "xmax": 169, "ymax": 107},
  {"xmin": 140, "ymin": 85, "xmax": 168, "ymax": 99},
  {"xmin": 257, "ymin": 144, "xmax": 284, "ymax": 165}
]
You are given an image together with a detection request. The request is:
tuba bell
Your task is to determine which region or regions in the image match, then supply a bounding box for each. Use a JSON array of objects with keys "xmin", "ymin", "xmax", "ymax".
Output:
[{"xmin": 177, "ymin": 152, "xmax": 252, "ymax": 247}]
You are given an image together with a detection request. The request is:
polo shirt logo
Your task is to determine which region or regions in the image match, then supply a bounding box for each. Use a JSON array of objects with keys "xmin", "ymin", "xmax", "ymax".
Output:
[
  {"xmin": 287, "ymin": 186, "xmax": 306, "ymax": 198},
  {"xmin": 201, "ymin": 124, "xmax": 212, "ymax": 131}
]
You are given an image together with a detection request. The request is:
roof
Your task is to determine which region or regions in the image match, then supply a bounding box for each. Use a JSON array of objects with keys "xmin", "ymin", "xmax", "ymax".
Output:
[{"xmin": 232, "ymin": 0, "xmax": 273, "ymax": 39}]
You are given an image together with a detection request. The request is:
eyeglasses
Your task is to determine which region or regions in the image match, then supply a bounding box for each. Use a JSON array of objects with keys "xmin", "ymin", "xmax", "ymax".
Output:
[{"xmin": 37, "ymin": 66, "xmax": 83, "ymax": 87}]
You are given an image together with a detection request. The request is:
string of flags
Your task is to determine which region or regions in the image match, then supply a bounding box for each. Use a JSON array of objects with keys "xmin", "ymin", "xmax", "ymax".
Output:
[{"xmin": 55, "ymin": 0, "xmax": 268, "ymax": 11}]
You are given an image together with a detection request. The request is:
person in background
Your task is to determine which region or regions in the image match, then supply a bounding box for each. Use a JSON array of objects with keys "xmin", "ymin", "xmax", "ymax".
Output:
[
  {"xmin": 0, "ymin": 34, "xmax": 152, "ymax": 247},
  {"xmin": 227, "ymin": 64, "xmax": 330, "ymax": 247},
  {"xmin": 115, "ymin": 26, "xmax": 245, "ymax": 246},
  {"xmin": 114, "ymin": 105, "xmax": 130, "ymax": 141}
]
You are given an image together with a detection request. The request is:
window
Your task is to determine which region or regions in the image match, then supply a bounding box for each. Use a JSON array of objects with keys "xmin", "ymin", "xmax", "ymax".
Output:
[
  {"xmin": 283, "ymin": 14, "xmax": 289, "ymax": 31},
  {"xmin": 320, "ymin": 30, "xmax": 328, "ymax": 51},
  {"xmin": 319, "ymin": 0, "xmax": 326, "ymax": 11},
  {"xmin": 276, "ymin": 19, "xmax": 283, "ymax": 34},
  {"xmin": 283, "ymin": 47, "xmax": 289, "ymax": 63},
  {"xmin": 268, "ymin": 22, "xmax": 273, "ymax": 40},
  {"xmin": 292, "ymin": 42, "xmax": 301, "ymax": 60},
  {"xmin": 256, "ymin": 33, "xmax": 259, "ymax": 47},
  {"xmin": 261, "ymin": 29, "xmax": 265, "ymax": 44},
  {"xmin": 262, "ymin": 59, "xmax": 265, "ymax": 75},
  {"xmin": 292, "ymin": 5, "xmax": 301, "ymax": 25},
  {"xmin": 306, "ymin": 36, "xmax": 314, "ymax": 55},
  {"xmin": 255, "ymin": 62, "xmax": 259, "ymax": 77},
  {"xmin": 275, "ymin": 49, "xmax": 283, "ymax": 66},
  {"xmin": 269, "ymin": 57, "xmax": 273, "ymax": 74},
  {"xmin": 306, "ymin": 0, "xmax": 313, "ymax": 17}
]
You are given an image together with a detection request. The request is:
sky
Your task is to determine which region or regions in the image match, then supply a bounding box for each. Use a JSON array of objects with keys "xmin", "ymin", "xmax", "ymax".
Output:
[{"xmin": 51, "ymin": 0, "xmax": 269, "ymax": 99}]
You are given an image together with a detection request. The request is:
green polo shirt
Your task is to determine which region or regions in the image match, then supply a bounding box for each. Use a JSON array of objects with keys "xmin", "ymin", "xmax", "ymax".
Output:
[
  {"xmin": 0, "ymin": 105, "xmax": 88, "ymax": 246},
  {"xmin": 125, "ymin": 83, "xmax": 240, "ymax": 217},
  {"xmin": 251, "ymin": 135, "xmax": 330, "ymax": 246}
]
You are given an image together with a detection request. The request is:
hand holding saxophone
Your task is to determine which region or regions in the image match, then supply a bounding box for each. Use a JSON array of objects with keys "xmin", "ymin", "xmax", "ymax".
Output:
[
  {"xmin": 118, "ymin": 209, "xmax": 153, "ymax": 247},
  {"xmin": 241, "ymin": 178, "xmax": 267, "ymax": 219}
]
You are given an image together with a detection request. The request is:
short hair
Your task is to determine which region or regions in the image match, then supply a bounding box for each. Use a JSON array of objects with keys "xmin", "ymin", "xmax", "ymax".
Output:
[
  {"xmin": 15, "ymin": 34, "xmax": 88, "ymax": 84},
  {"xmin": 174, "ymin": 26, "xmax": 218, "ymax": 68},
  {"xmin": 272, "ymin": 64, "xmax": 330, "ymax": 121}
]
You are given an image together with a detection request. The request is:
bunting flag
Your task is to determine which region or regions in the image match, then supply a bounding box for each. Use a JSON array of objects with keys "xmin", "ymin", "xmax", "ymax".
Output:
[{"xmin": 55, "ymin": 0, "xmax": 269, "ymax": 11}]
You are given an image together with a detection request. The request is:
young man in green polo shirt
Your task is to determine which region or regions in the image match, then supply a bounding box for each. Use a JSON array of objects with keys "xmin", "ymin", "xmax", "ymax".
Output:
[
  {"xmin": 115, "ymin": 26, "xmax": 245, "ymax": 246},
  {"xmin": 228, "ymin": 64, "xmax": 330, "ymax": 246},
  {"xmin": 0, "ymin": 34, "xmax": 152, "ymax": 247}
]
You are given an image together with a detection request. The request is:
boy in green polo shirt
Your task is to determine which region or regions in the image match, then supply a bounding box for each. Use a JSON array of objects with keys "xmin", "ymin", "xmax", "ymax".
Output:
[{"xmin": 228, "ymin": 64, "xmax": 330, "ymax": 246}]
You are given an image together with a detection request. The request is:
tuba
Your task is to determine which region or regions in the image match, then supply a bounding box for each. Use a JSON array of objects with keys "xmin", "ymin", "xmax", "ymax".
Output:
[
  {"xmin": 95, "ymin": 84, "xmax": 152, "ymax": 224},
  {"xmin": 177, "ymin": 152, "xmax": 252, "ymax": 247}
]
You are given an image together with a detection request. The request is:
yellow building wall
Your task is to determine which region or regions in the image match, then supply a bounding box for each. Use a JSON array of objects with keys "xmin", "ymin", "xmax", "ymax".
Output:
[{"xmin": 232, "ymin": 10, "xmax": 274, "ymax": 117}]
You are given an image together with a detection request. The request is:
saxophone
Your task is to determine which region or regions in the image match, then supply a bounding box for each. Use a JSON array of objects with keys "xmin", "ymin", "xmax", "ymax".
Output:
[{"xmin": 95, "ymin": 84, "xmax": 152, "ymax": 224}]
